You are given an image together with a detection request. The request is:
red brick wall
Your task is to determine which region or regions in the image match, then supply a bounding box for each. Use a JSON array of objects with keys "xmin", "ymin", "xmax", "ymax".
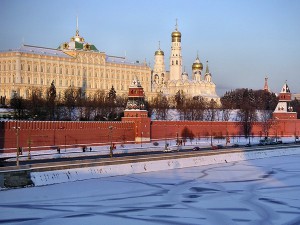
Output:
[
  {"xmin": 1, "ymin": 119, "xmax": 299, "ymax": 153},
  {"xmin": 150, "ymin": 120, "xmax": 300, "ymax": 140},
  {"xmin": 0, "ymin": 121, "xmax": 135, "ymax": 153}
]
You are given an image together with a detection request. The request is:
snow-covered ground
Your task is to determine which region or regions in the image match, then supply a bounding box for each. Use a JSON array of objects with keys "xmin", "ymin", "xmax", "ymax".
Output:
[{"xmin": 1, "ymin": 149, "xmax": 300, "ymax": 225}]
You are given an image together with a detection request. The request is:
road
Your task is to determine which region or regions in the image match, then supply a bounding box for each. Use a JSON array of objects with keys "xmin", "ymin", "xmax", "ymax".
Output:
[{"xmin": 1, "ymin": 142, "xmax": 299, "ymax": 172}]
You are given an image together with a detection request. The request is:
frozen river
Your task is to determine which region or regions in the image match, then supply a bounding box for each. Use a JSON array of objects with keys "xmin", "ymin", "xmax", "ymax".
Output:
[{"xmin": 1, "ymin": 153, "xmax": 300, "ymax": 225}]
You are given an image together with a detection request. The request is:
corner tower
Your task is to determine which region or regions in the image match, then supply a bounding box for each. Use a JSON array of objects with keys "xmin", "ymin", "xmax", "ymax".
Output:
[
  {"xmin": 169, "ymin": 20, "xmax": 182, "ymax": 81},
  {"xmin": 273, "ymin": 81, "xmax": 297, "ymax": 119}
]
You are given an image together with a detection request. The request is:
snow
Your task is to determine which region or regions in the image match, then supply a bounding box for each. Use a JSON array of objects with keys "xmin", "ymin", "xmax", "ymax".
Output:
[{"xmin": 1, "ymin": 148, "xmax": 300, "ymax": 225}]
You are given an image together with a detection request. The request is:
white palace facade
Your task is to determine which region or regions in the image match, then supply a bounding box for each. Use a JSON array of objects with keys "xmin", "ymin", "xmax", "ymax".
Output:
[{"xmin": 0, "ymin": 20, "xmax": 219, "ymax": 104}]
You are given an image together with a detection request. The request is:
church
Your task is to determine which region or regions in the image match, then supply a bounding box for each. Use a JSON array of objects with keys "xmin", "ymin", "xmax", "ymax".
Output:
[{"xmin": 152, "ymin": 21, "xmax": 219, "ymax": 102}]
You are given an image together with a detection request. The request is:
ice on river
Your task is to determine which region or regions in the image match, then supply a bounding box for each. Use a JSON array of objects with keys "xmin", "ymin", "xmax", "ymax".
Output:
[{"xmin": 1, "ymin": 153, "xmax": 300, "ymax": 225}]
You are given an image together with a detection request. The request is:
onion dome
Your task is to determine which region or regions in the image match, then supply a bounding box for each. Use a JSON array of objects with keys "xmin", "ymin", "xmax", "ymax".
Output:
[
  {"xmin": 155, "ymin": 49, "xmax": 164, "ymax": 56},
  {"xmin": 155, "ymin": 41, "xmax": 164, "ymax": 55},
  {"xmin": 171, "ymin": 19, "xmax": 181, "ymax": 42},
  {"xmin": 192, "ymin": 55, "xmax": 203, "ymax": 70},
  {"xmin": 171, "ymin": 30, "xmax": 181, "ymax": 38}
]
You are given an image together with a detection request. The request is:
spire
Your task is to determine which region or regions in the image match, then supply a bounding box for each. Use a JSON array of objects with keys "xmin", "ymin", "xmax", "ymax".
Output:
[
  {"xmin": 76, "ymin": 16, "xmax": 79, "ymax": 36},
  {"xmin": 264, "ymin": 76, "xmax": 269, "ymax": 92},
  {"xmin": 175, "ymin": 18, "xmax": 178, "ymax": 31},
  {"xmin": 196, "ymin": 50, "xmax": 199, "ymax": 59},
  {"xmin": 205, "ymin": 61, "xmax": 210, "ymax": 74},
  {"xmin": 158, "ymin": 41, "xmax": 161, "ymax": 50}
]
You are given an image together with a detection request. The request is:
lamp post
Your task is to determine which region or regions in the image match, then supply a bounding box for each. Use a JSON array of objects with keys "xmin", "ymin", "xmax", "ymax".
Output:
[
  {"xmin": 210, "ymin": 121, "xmax": 213, "ymax": 147},
  {"xmin": 109, "ymin": 126, "xmax": 113, "ymax": 157},
  {"xmin": 141, "ymin": 131, "xmax": 143, "ymax": 147},
  {"xmin": 28, "ymin": 127, "xmax": 32, "ymax": 160},
  {"xmin": 13, "ymin": 126, "xmax": 20, "ymax": 166}
]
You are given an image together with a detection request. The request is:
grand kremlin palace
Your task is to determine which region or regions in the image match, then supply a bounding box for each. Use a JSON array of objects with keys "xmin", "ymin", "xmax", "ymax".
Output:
[{"xmin": 0, "ymin": 21, "xmax": 219, "ymax": 103}]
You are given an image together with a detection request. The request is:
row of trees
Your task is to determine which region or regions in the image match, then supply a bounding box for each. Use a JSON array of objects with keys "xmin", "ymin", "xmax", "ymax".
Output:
[{"xmin": 9, "ymin": 82, "xmax": 127, "ymax": 121}]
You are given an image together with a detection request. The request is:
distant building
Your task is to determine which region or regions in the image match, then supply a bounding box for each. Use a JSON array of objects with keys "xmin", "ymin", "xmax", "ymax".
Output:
[
  {"xmin": 152, "ymin": 20, "xmax": 219, "ymax": 102},
  {"xmin": 263, "ymin": 77, "xmax": 270, "ymax": 92},
  {"xmin": 0, "ymin": 18, "xmax": 151, "ymax": 103}
]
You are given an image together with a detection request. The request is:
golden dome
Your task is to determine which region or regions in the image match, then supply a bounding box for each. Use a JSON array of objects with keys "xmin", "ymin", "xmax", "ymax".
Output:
[
  {"xmin": 192, "ymin": 58, "xmax": 203, "ymax": 70},
  {"xmin": 192, "ymin": 63, "xmax": 203, "ymax": 70},
  {"xmin": 155, "ymin": 49, "xmax": 164, "ymax": 56},
  {"xmin": 171, "ymin": 30, "xmax": 181, "ymax": 38}
]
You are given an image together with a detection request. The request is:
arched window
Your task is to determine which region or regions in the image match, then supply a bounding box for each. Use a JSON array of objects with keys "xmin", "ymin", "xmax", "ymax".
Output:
[{"xmin": 176, "ymin": 60, "xmax": 178, "ymax": 65}]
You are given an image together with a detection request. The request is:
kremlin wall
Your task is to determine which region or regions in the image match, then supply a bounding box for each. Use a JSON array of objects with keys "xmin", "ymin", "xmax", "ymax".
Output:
[
  {"xmin": 0, "ymin": 118, "xmax": 299, "ymax": 153},
  {"xmin": 0, "ymin": 80, "xmax": 299, "ymax": 153}
]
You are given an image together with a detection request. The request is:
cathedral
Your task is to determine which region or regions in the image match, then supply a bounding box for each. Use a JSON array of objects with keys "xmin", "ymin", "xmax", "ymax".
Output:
[{"xmin": 152, "ymin": 21, "xmax": 219, "ymax": 102}]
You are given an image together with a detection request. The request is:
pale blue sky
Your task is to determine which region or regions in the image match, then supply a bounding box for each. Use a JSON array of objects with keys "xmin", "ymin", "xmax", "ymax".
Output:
[{"xmin": 1, "ymin": 0, "xmax": 300, "ymax": 95}]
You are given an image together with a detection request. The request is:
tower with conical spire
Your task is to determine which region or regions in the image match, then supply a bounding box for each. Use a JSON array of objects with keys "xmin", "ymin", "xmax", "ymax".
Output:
[
  {"xmin": 264, "ymin": 77, "xmax": 270, "ymax": 92},
  {"xmin": 169, "ymin": 19, "xmax": 182, "ymax": 81},
  {"xmin": 204, "ymin": 61, "xmax": 212, "ymax": 82},
  {"xmin": 273, "ymin": 81, "xmax": 297, "ymax": 119},
  {"xmin": 122, "ymin": 77, "xmax": 150, "ymax": 143}
]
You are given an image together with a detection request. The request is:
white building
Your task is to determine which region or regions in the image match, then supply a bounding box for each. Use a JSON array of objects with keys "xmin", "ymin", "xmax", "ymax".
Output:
[{"xmin": 152, "ymin": 21, "xmax": 219, "ymax": 102}]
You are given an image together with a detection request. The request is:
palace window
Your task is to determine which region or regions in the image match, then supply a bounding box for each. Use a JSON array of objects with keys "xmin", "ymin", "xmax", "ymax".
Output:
[
  {"xmin": 28, "ymin": 77, "xmax": 30, "ymax": 84},
  {"xmin": 40, "ymin": 78, "xmax": 43, "ymax": 84},
  {"xmin": 28, "ymin": 65, "xmax": 31, "ymax": 71},
  {"xmin": 41, "ymin": 66, "xmax": 44, "ymax": 72}
]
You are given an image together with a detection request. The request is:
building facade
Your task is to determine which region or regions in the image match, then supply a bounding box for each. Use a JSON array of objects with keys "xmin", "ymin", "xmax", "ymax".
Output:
[
  {"xmin": 152, "ymin": 21, "xmax": 219, "ymax": 101},
  {"xmin": 0, "ymin": 20, "xmax": 219, "ymax": 104},
  {"xmin": 0, "ymin": 23, "xmax": 151, "ymax": 102}
]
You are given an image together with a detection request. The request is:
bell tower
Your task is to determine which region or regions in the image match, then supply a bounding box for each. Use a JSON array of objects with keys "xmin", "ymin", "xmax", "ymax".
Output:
[
  {"xmin": 169, "ymin": 19, "xmax": 182, "ymax": 81},
  {"xmin": 122, "ymin": 77, "xmax": 151, "ymax": 143}
]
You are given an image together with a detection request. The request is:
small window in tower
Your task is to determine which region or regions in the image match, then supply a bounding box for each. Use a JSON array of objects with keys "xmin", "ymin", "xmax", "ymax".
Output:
[
  {"xmin": 176, "ymin": 60, "xmax": 178, "ymax": 65},
  {"xmin": 172, "ymin": 61, "xmax": 174, "ymax": 65}
]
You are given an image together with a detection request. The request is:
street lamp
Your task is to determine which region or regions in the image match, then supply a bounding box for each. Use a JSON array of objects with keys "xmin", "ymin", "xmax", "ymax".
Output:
[
  {"xmin": 13, "ymin": 126, "xmax": 20, "ymax": 166},
  {"xmin": 109, "ymin": 126, "xmax": 114, "ymax": 157},
  {"xmin": 28, "ymin": 127, "xmax": 32, "ymax": 160},
  {"xmin": 141, "ymin": 131, "xmax": 143, "ymax": 147}
]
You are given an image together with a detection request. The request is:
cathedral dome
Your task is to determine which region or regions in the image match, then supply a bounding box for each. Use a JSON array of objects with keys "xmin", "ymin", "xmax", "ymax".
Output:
[
  {"xmin": 192, "ymin": 58, "xmax": 203, "ymax": 70},
  {"xmin": 171, "ymin": 30, "xmax": 181, "ymax": 38},
  {"xmin": 155, "ymin": 49, "xmax": 164, "ymax": 56}
]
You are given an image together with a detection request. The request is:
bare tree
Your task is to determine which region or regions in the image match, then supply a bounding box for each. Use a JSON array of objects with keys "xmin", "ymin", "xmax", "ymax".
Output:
[
  {"xmin": 150, "ymin": 92, "xmax": 169, "ymax": 120},
  {"xmin": 260, "ymin": 110, "xmax": 275, "ymax": 138},
  {"xmin": 237, "ymin": 89, "xmax": 257, "ymax": 144}
]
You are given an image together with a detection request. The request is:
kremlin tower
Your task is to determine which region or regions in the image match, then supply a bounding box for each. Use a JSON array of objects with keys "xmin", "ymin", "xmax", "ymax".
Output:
[
  {"xmin": 122, "ymin": 77, "xmax": 151, "ymax": 143},
  {"xmin": 273, "ymin": 81, "xmax": 297, "ymax": 119}
]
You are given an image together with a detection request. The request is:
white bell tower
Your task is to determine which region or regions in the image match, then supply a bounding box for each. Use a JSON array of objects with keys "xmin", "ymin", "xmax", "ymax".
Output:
[{"xmin": 169, "ymin": 19, "xmax": 182, "ymax": 81}]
